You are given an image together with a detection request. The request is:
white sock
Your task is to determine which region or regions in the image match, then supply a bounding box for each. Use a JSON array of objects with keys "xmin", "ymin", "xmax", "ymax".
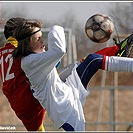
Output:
[{"xmin": 105, "ymin": 56, "xmax": 133, "ymax": 72}]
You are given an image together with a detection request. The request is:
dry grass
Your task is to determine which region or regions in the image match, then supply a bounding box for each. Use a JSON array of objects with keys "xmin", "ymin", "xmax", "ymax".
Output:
[{"xmin": 0, "ymin": 71, "xmax": 133, "ymax": 131}]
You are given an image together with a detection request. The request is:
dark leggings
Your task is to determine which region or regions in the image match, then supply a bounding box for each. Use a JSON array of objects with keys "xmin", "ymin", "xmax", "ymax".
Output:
[
  {"xmin": 76, "ymin": 54, "xmax": 103, "ymax": 89},
  {"xmin": 61, "ymin": 54, "xmax": 103, "ymax": 131},
  {"xmin": 61, "ymin": 123, "xmax": 74, "ymax": 131}
]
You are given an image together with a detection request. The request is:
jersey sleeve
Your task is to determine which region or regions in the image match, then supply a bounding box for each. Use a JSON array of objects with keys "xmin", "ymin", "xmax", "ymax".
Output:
[{"xmin": 21, "ymin": 25, "xmax": 66, "ymax": 80}]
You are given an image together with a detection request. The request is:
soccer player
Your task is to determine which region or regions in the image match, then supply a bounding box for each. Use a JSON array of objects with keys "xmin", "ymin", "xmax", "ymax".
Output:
[
  {"xmin": 59, "ymin": 35, "xmax": 133, "ymax": 82},
  {"xmin": 0, "ymin": 17, "xmax": 46, "ymax": 131},
  {"xmin": 12, "ymin": 20, "xmax": 133, "ymax": 131}
]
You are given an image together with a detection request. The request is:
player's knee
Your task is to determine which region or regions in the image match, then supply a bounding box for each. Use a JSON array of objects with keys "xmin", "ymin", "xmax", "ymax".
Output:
[
  {"xmin": 87, "ymin": 53, "xmax": 102, "ymax": 60},
  {"xmin": 86, "ymin": 54, "xmax": 103, "ymax": 68}
]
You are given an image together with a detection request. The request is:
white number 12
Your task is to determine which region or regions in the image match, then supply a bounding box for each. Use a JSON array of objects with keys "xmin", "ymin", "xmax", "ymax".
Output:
[{"xmin": 0, "ymin": 54, "xmax": 14, "ymax": 82}]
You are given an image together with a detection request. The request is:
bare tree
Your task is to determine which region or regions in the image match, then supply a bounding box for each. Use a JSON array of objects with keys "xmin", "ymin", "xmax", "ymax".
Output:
[
  {"xmin": 1, "ymin": 3, "xmax": 28, "ymax": 24},
  {"xmin": 50, "ymin": 10, "xmax": 101, "ymax": 60},
  {"xmin": 109, "ymin": 2, "xmax": 132, "ymax": 34}
]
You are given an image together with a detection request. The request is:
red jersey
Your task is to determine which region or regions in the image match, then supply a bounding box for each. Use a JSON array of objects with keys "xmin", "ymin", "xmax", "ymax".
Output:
[{"xmin": 0, "ymin": 40, "xmax": 46, "ymax": 131}]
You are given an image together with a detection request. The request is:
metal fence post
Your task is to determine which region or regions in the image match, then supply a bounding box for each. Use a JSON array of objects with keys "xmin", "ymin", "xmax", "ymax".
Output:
[{"xmin": 110, "ymin": 88, "xmax": 115, "ymax": 131}]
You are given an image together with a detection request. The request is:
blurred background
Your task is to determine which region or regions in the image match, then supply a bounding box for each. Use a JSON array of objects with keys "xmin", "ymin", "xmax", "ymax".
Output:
[{"xmin": 0, "ymin": 1, "xmax": 133, "ymax": 131}]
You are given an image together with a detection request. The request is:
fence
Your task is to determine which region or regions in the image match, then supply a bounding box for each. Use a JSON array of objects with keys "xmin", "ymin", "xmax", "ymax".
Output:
[
  {"xmin": 85, "ymin": 86, "xmax": 133, "ymax": 131},
  {"xmin": 0, "ymin": 29, "xmax": 132, "ymax": 131},
  {"xmin": 0, "ymin": 85, "xmax": 133, "ymax": 131}
]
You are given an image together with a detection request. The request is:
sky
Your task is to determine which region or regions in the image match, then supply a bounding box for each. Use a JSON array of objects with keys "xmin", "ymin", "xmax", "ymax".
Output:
[
  {"xmin": 1, "ymin": 1, "xmax": 131, "ymax": 31},
  {"xmin": 1, "ymin": 1, "xmax": 115, "ymax": 28}
]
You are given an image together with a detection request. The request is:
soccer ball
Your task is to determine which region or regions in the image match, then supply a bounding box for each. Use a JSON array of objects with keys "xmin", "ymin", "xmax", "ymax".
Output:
[{"xmin": 85, "ymin": 14, "xmax": 114, "ymax": 43}]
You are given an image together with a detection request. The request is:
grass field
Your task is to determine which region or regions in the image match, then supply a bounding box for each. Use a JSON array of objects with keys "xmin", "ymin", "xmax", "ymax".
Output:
[{"xmin": 0, "ymin": 70, "xmax": 133, "ymax": 131}]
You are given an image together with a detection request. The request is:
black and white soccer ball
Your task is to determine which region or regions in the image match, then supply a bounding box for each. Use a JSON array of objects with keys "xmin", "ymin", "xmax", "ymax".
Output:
[{"xmin": 85, "ymin": 14, "xmax": 114, "ymax": 43}]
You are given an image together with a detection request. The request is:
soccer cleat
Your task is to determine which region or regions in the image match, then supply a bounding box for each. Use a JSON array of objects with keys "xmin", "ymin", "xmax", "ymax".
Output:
[{"xmin": 115, "ymin": 34, "xmax": 133, "ymax": 57}]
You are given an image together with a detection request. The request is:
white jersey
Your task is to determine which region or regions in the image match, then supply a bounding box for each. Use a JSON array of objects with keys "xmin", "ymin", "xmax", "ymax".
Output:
[{"xmin": 21, "ymin": 25, "xmax": 89, "ymax": 130}]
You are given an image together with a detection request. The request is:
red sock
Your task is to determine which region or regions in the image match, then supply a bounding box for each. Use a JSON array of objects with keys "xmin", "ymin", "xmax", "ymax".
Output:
[
  {"xmin": 80, "ymin": 46, "xmax": 119, "ymax": 63},
  {"xmin": 95, "ymin": 45, "xmax": 119, "ymax": 56}
]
